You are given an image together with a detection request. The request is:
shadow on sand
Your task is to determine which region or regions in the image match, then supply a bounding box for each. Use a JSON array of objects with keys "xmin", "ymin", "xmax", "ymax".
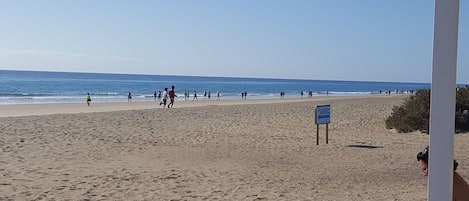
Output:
[{"xmin": 347, "ymin": 144, "xmax": 384, "ymax": 149}]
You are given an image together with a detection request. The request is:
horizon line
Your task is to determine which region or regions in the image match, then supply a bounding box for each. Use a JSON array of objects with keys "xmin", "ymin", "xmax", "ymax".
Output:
[{"xmin": 0, "ymin": 68, "xmax": 432, "ymax": 85}]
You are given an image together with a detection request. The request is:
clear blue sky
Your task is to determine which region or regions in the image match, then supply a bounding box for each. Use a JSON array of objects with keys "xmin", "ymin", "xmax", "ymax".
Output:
[{"xmin": 0, "ymin": 0, "xmax": 468, "ymax": 83}]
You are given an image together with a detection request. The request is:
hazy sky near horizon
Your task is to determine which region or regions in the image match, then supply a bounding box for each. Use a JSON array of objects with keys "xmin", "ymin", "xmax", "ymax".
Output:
[{"xmin": 0, "ymin": 0, "xmax": 468, "ymax": 83}]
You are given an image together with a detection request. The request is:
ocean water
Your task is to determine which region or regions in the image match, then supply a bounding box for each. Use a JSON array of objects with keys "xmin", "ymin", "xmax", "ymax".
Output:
[{"xmin": 0, "ymin": 70, "xmax": 431, "ymax": 105}]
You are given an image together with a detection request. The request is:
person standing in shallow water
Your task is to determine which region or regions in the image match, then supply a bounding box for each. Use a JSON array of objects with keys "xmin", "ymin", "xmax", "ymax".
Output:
[
  {"xmin": 86, "ymin": 93, "xmax": 91, "ymax": 106},
  {"xmin": 193, "ymin": 90, "xmax": 198, "ymax": 101},
  {"xmin": 417, "ymin": 146, "xmax": 469, "ymax": 200}
]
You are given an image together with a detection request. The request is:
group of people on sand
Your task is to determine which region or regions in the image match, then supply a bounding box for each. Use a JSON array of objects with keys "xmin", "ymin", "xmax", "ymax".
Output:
[
  {"xmin": 180, "ymin": 90, "xmax": 221, "ymax": 101},
  {"xmin": 85, "ymin": 85, "xmax": 178, "ymax": 108},
  {"xmin": 86, "ymin": 85, "xmax": 226, "ymax": 107}
]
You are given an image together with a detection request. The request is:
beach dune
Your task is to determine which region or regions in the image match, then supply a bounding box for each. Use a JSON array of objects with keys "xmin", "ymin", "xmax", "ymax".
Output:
[{"xmin": 1, "ymin": 96, "xmax": 468, "ymax": 200}]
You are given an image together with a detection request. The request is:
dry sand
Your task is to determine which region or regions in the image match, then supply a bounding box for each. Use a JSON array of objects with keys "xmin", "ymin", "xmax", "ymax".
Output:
[{"xmin": 1, "ymin": 95, "xmax": 468, "ymax": 200}]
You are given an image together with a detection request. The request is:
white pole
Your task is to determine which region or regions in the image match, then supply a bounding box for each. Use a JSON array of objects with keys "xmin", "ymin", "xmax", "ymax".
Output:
[{"xmin": 428, "ymin": 0, "xmax": 459, "ymax": 200}]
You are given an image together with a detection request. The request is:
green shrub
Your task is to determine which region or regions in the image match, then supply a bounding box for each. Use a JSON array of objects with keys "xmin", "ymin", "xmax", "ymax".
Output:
[{"xmin": 386, "ymin": 88, "xmax": 469, "ymax": 133}]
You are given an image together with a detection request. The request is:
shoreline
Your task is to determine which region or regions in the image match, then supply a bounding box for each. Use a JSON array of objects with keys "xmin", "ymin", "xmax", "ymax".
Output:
[{"xmin": 0, "ymin": 94, "xmax": 407, "ymax": 118}]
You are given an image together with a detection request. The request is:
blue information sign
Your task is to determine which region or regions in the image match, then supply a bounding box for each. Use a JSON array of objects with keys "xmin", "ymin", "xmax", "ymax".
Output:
[{"xmin": 315, "ymin": 104, "xmax": 331, "ymax": 124}]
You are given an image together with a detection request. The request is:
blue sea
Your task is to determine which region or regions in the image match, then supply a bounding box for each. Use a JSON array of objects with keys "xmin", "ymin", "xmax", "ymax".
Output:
[{"xmin": 0, "ymin": 70, "xmax": 431, "ymax": 105}]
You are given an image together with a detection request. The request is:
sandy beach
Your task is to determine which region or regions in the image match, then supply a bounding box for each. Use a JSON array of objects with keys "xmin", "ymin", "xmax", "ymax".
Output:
[{"xmin": 1, "ymin": 95, "xmax": 468, "ymax": 200}]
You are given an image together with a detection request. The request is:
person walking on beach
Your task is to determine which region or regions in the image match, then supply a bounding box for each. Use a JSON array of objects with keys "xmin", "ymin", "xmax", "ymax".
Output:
[
  {"xmin": 128, "ymin": 92, "xmax": 132, "ymax": 102},
  {"xmin": 193, "ymin": 90, "xmax": 198, "ymax": 101},
  {"xmin": 86, "ymin": 92, "xmax": 91, "ymax": 106},
  {"xmin": 159, "ymin": 88, "xmax": 168, "ymax": 108},
  {"xmin": 417, "ymin": 146, "xmax": 469, "ymax": 200},
  {"xmin": 154, "ymin": 91, "xmax": 157, "ymax": 101},
  {"xmin": 168, "ymin": 85, "xmax": 176, "ymax": 108}
]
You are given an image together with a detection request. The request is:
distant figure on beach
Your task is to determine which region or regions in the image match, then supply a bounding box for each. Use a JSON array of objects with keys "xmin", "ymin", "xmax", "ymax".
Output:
[
  {"xmin": 184, "ymin": 91, "xmax": 188, "ymax": 101},
  {"xmin": 208, "ymin": 91, "xmax": 211, "ymax": 99},
  {"xmin": 280, "ymin": 91, "xmax": 285, "ymax": 99},
  {"xmin": 86, "ymin": 92, "xmax": 91, "ymax": 106},
  {"xmin": 417, "ymin": 146, "xmax": 469, "ymax": 200},
  {"xmin": 154, "ymin": 91, "xmax": 157, "ymax": 101},
  {"xmin": 217, "ymin": 91, "xmax": 220, "ymax": 101},
  {"xmin": 159, "ymin": 88, "xmax": 168, "ymax": 108},
  {"xmin": 193, "ymin": 90, "xmax": 198, "ymax": 101},
  {"xmin": 128, "ymin": 92, "xmax": 132, "ymax": 102},
  {"xmin": 168, "ymin": 85, "xmax": 176, "ymax": 108},
  {"xmin": 241, "ymin": 91, "xmax": 247, "ymax": 100}
]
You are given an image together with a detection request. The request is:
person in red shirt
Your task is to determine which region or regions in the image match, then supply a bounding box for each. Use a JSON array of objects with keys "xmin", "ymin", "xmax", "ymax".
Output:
[{"xmin": 168, "ymin": 85, "xmax": 177, "ymax": 108}]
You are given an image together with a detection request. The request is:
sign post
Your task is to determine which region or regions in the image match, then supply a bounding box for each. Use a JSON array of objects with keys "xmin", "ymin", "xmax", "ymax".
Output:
[
  {"xmin": 326, "ymin": 124, "xmax": 329, "ymax": 144},
  {"xmin": 315, "ymin": 104, "xmax": 331, "ymax": 145},
  {"xmin": 317, "ymin": 124, "xmax": 319, "ymax": 145}
]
